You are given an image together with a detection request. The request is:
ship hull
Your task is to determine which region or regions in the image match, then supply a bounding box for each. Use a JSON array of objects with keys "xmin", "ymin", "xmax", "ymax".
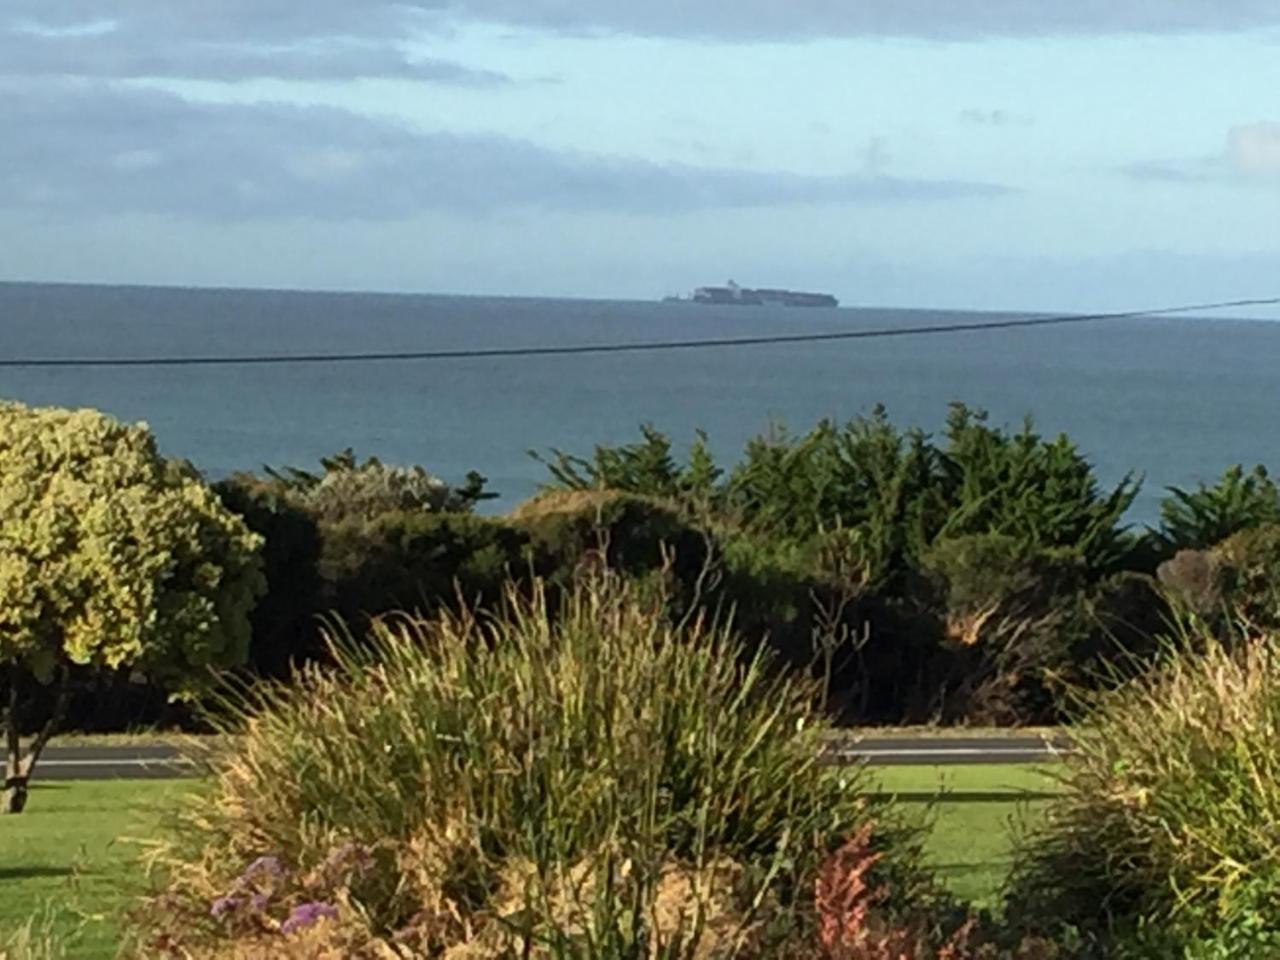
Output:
[{"xmin": 680, "ymin": 283, "xmax": 838, "ymax": 308}]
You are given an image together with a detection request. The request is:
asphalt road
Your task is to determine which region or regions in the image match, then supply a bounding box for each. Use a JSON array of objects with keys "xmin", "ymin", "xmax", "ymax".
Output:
[
  {"xmin": 35, "ymin": 735, "xmax": 1072, "ymax": 780},
  {"xmin": 828, "ymin": 734, "xmax": 1072, "ymax": 766},
  {"xmin": 37, "ymin": 745, "xmax": 195, "ymax": 780}
]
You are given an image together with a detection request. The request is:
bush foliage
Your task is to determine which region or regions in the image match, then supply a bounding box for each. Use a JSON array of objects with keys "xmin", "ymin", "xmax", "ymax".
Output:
[
  {"xmin": 38, "ymin": 405, "xmax": 1280, "ymax": 732},
  {"xmin": 532, "ymin": 406, "xmax": 1155, "ymax": 724},
  {"xmin": 1156, "ymin": 464, "xmax": 1280, "ymax": 553},
  {"xmin": 1006, "ymin": 629, "xmax": 1280, "ymax": 957},
  {"xmin": 0, "ymin": 402, "xmax": 264, "ymax": 691},
  {"xmin": 12, "ymin": 402, "xmax": 1280, "ymax": 951},
  {"xmin": 209, "ymin": 456, "xmax": 520, "ymax": 683},
  {"xmin": 542, "ymin": 405, "xmax": 1139, "ymax": 576},
  {"xmin": 130, "ymin": 575, "xmax": 935, "ymax": 958},
  {"xmin": 0, "ymin": 401, "xmax": 264, "ymax": 810}
]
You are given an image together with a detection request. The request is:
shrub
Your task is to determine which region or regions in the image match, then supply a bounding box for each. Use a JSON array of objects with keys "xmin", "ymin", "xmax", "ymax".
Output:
[
  {"xmin": 1156, "ymin": 549, "xmax": 1226, "ymax": 620},
  {"xmin": 319, "ymin": 510, "xmax": 533, "ymax": 624},
  {"xmin": 130, "ymin": 575, "xmax": 926, "ymax": 958},
  {"xmin": 1211, "ymin": 524, "xmax": 1280, "ymax": 632},
  {"xmin": 725, "ymin": 410, "xmax": 946, "ymax": 569},
  {"xmin": 918, "ymin": 535, "xmax": 1088, "ymax": 724},
  {"xmin": 209, "ymin": 466, "xmax": 519, "ymax": 683},
  {"xmin": 1158, "ymin": 524, "xmax": 1280, "ymax": 634},
  {"xmin": 812, "ymin": 823, "xmax": 1067, "ymax": 960},
  {"xmin": 530, "ymin": 408, "xmax": 1145, "ymax": 727},
  {"xmin": 513, "ymin": 489, "xmax": 714, "ymax": 597},
  {"xmin": 936, "ymin": 406, "xmax": 1139, "ymax": 578},
  {"xmin": 264, "ymin": 448, "xmax": 495, "ymax": 519},
  {"xmin": 713, "ymin": 528, "xmax": 926, "ymax": 723},
  {"xmin": 0, "ymin": 401, "xmax": 264, "ymax": 812},
  {"xmin": 560, "ymin": 406, "xmax": 1139, "ymax": 584},
  {"xmin": 213, "ymin": 476, "xmax": 324, "ymax": 680},
  {"xmin": 715, "ymin": 527, "xmax": 1165, "ymax": 728},
  {"xmin": 531, "ymin": 426, "xmax": 723, "ymax": 508},
  {"xmin": 1157, "ymin": 465, "xmax": 1280, "ymax": 553},
  {"xmin": 302, "ymin": 463, "xmax": 445, "ymax": 522},
  {"xmin": 1007, "ymin": 630, "xmax": 1280, "ymax": 955},
  {"xmin": 205, "ymin": 481, "xmax": 710, "ymax": 720}
]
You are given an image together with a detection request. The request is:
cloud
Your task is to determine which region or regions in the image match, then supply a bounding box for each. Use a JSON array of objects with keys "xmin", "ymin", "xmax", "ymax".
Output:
[
  {"xmin": 1125, "ymin": 122, "xmax": 1280, "ymax": 185},
  {"xmin": 0, "ymin": 32, "xmax": 510, "ymax": 84},
  {"xmin": 7, "ymin": 3, "xmax": 411, "ymax": 44},
  {"xmin": 1121, "ymin": 160, "xmax": 1218, "ymax": 183},
  {"xmin": 1228, "ymin": 123, "xmax": 1280, "ymax": 177},
  {"xmin": 959, "ymin": 109, "xmax": 1034, "ymax": 128},
  {"xmin": 0, "ymin": 83, "xmax": 1010, "ymax": 221},
  {"xmin": 3, "ymin": 4, "xmax": 505, "ymax": 84},
  {"xmin": 9, "ymin": 0, "xmax": 1280, "ymax": 63},
  {"xmin": 433, "ymin": 0, "xmax": 1280, "ymax": 41}
]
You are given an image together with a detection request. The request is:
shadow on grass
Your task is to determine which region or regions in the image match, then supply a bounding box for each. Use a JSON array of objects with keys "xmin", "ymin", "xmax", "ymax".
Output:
[
  {"xmin": 870, "ymin": 791, "xmax": 1060, "ymax": 803},
  {"xmin": 0, "ymin": 865, "xmax": 75, "ymax": 880}
]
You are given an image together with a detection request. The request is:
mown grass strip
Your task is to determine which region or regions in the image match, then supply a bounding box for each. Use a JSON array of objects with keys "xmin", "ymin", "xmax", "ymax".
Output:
[
  {"xmin": 0, "ymin": 780, "xmax": 190, "ymax": 958},
  {"xmin": 1, "ymin": 765, "xmax": 1059, "ymax": 956},
  {"xmin": 869, "ymin": 764, "xmax": 1059, "ymax": 909}
]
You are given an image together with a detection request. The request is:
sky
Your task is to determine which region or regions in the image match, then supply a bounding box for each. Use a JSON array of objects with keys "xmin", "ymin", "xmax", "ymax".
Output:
[{"xmin": 2, "ymin": 2, "xmax": 1280, "ymax": 311}]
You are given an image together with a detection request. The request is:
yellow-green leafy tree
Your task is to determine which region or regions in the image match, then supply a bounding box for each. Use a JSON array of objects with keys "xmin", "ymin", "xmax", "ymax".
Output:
[{"xmin": 0, "ymin": 402, "xmax": 265, "ymax": 813}]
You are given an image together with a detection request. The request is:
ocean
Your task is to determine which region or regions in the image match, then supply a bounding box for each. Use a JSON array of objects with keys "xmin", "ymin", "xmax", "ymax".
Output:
[{"xmin": 3, "ymin": 281, "xmax": 1280, "ymax": 525}]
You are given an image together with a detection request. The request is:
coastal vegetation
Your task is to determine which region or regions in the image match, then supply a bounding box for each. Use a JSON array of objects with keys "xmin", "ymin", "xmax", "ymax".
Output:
[
  {"xmin": 7, "ymin": 397, "xmax": 1280, "ymax": 954},
  {"xmin": 0, "ymin": 403, "xmax": 263, "ymax": 813},
  {"xmin": 183, "ymin": 402, "xmax": 1279, "ymax": 731},
  {"xmin": 1, "ymin": 768, "xmax": 1049, "ymax": 958},
  {"xmin": 1007, "ymin": 628, "xmax": 1280, "ymax": 957},
  {"xmin": 12, "ymin": 398, "xmax": 1280, "ymax": 738},
  {"xmin": 127, "ymin": 574, "xmax": 938, "ymax": 957}
]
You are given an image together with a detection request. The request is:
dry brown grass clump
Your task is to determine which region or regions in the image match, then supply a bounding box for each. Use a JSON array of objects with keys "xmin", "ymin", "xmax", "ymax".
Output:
[
  {"xmin": 507, "ymin": 488, "xmax": 629, "ymax": 524},
  {"xmin": 127, "ymin": 574, "xmax": 925, "ymax": 958},
  {"xmin": 1008, "ymin": 630, "xmax": 1280, "ymax": 953}
]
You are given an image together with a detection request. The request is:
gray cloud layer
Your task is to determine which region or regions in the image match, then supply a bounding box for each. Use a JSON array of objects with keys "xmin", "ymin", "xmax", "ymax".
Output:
[
  {"xmin": 10, "ymin": 0, "xmax": 1280, "ymax": 66},
  {"xmin": 1, "ymin": 84, "xmax": 1008, "ymax": 220},
  {"xmin": 4, "ymin": 3, "xmax": 502, "ymax": 84},
  {"xmin": 1, "ymin": 32, "xmax": 510, "ymax": 84},
  {"xmin": 440, "ymin": 0, "xmax": 1280, "ymax": 41}
]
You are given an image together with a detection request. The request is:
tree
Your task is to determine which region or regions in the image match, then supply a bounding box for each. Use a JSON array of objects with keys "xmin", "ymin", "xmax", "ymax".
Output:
[
  {"xmin": 1157, "ymin": 464, "xmax": 1280, "ymax": 553},
  {"xmin": 0, "ymin": 402, "xmax": 264, "ymax": 813},
  {"xmin": 263, "ymin": 447, "xmax": 497, "ymax": 519}
]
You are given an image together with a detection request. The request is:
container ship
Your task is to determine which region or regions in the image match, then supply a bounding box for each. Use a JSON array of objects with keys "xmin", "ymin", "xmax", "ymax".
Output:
[{"xmin": 664, "ymin": 280, "xmax": 838, "ymax": 308}]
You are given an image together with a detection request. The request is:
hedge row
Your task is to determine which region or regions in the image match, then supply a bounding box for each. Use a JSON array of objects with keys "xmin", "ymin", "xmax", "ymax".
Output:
[{"xmin": 57, "ymin": 407, "xmax": 1280, "ymax": 731}]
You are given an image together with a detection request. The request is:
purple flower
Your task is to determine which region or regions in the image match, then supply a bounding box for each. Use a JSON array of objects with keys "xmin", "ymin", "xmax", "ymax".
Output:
[
  {"xmin": 249, "ymin": 893, "xmax": 270, "ymax": 913},
  {"xmin": 280, "ymin": 901, "xmax": 338, "ymax": 935},
  {"xmin": 209, "ymin": 895, "xmax": 241, "ymax": 919}
]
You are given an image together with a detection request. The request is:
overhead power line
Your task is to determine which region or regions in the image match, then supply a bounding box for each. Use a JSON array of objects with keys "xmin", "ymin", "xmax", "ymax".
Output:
[{"xmin": 2, "ymin": 296, "xmax": 1279, "ymax": 369}]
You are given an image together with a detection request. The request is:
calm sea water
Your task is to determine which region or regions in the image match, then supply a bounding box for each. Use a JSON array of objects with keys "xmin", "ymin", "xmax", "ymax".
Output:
[{"xmin": 3, "ymin": 281, "xmax": 1280, "ymax": 525}]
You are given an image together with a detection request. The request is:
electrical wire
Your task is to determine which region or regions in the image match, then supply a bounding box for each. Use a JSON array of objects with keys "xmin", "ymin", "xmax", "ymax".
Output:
[{"xmin": 2, "ymin": 296, "xmax": 1278, "ymax": 369}]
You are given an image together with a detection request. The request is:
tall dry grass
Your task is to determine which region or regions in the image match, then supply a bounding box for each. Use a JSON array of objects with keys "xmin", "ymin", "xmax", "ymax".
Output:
[
  {"xmin": 129, "ymin": 573, "xmax": 920, "ymax": 957},
  {"xmin": 0, "ymin": 916, "xmax": 68, "ymax": 960},
  {"xmin": 1007, "ymin": 630, "xmax": 1280, "ymax": 955}
]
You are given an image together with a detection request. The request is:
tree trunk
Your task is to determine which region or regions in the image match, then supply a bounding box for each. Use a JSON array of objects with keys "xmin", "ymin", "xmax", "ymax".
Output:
[
  {"xmin": 4, "ymin": 773, "xmax": 29, "ymax": 814},
  {"xmin": 4, "ymin": 680, "xmax": 27, "ymax": 813},
  {"xmin": 2, "ymin": 669, "xmax": 70, "ymax": 815}
]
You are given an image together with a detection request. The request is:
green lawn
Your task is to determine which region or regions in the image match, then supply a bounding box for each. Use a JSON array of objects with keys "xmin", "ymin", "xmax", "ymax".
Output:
[
  {"xmin": 0, "ymin": 780, "xmax": 190, "ymax": 958},
  {"xmin": 1, "ymin": 765, "xmax": 1058, "ymax": 957},
  {"xmin": 869, "ymin": 763, "xmax": 1061, "ymax": 908}
]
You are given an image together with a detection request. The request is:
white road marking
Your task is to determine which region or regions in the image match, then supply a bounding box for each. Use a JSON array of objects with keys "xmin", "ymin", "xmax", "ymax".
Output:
[
  {"xmin": 831, "ymin": 746, "xmax": 1071, "ymax": 758},
  {"xmin": 36, "ymin": 744, "xmax": 1071, "ymax": 777},
  {"xmin": 38, "ymin": 758, "xmax": 193, "ymax": 767}
]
